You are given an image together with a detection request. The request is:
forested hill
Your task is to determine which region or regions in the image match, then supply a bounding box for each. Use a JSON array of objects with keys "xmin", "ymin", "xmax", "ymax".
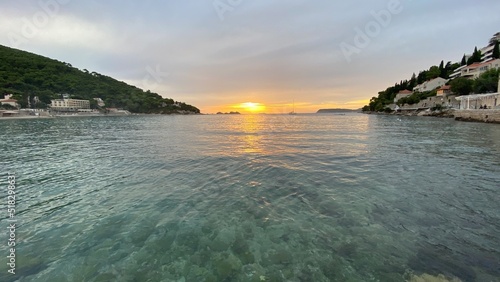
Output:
[{"xmin": 0, "ymin": 45, "xmax": 200, "ymax": 114}]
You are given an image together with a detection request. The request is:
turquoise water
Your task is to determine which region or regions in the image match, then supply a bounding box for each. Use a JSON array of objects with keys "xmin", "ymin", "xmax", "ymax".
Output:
[{"xmin": 0, "ymin": 114, "xmax": 499, "ymax": 281}]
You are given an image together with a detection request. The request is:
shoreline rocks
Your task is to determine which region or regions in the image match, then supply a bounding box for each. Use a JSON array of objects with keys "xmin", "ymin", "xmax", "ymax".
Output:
[{"xmin": 364, "ymin": 109, "xmax": 500, "ymax": 124}]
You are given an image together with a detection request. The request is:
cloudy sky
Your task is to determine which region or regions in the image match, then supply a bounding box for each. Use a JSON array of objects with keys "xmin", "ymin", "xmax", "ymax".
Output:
[{"xmin": 1, "ymin": 0, "xmax": 499, "ymax": 113}]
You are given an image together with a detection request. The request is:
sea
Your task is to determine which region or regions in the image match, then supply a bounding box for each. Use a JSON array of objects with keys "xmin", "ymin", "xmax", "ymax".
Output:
[{"xmin": 0, "ymin": 113, "xmax": 499, "ymax": 282}]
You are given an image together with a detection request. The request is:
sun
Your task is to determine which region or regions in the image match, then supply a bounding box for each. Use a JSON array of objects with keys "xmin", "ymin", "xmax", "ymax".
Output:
[{"xmin": 239, "ymin": 102, "xmax": 266, "ymax": 113}]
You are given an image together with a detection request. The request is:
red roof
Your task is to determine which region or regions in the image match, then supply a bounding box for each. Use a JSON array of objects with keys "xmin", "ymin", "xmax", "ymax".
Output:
[
  {"xmin": 398, "ymin": 90, "xmax": 412, "ymax": 94},
  {"xmin": 438, "ymin": 85, "xmax": 451, "ymax": 90},
  {"xmin": 464, "ymin": 63, "xmax": 481, "ymax": 70}
]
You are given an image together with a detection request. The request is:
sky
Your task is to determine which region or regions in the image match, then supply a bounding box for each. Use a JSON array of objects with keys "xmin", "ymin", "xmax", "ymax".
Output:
[{"xmin": 1, "ymin": 0, "xmax": 499, "ymax": 114}]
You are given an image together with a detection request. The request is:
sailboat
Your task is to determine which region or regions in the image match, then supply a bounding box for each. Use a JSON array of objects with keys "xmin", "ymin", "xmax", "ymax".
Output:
[{"xmin": 289, "ymin": 100, "xmax": 297, "ymax": 115}]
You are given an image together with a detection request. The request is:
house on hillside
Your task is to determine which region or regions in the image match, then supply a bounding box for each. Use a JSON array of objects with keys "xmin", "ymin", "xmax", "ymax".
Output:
[
  {"xmin": 393, "ymin": 90, "xmax": 413, "ymax": 103},
  {"xmin": 413, "ymin": 77, "xmax": 448, "ymax": 93},
  {"xmin": 457, "ymin": 59, "xmax": 500, "ymax": 79},
  {"xmin": 450, "ymin": 65, "xmax": 466, "ymax": 79},
  {"xmin": 436, "ymin": 85, "xmax": 452, "ymax": 96},
  {"xmin": 0, "ymin": 94, "xmax": 19, "ymax": 108},
  {"xmin": 93, "ymin": 98, "xmax": 105, "ymax": 107}
]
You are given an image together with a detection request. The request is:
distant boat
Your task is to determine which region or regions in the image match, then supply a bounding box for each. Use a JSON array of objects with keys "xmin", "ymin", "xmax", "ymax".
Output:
[{"xmin": 289, "ymin": 100, "xmax": 297, "ymax": 115}]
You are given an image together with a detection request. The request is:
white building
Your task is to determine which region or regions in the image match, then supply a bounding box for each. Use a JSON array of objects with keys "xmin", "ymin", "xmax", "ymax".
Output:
[
  {"xmin": 413, "ymin": 77, "xmax": 448, "ymax": 93},
  {"xmin": 481, "ymin": 32, "xmax": 500, "ymax": 62},
  {"xmin": 0, "ymin": 94, "xmax": 19, "ymax": 108},
  {"xmin": 450, "ymin": 32, "xmax": 500, "ymax": 79},
  {"xmin": 393, "ymin": 90, "xmax": 413, "ymax": 103},
  {"xmin": 93, "ymin": 98, "xmax": 105, "ymax": 107},
  {"xmin": 51, "ymin": 98, "xmax": 90, "ymax": 111},
  {"xmin": 450, "ymin": 65, "xmax": 466, "ymax": 79},
  {"xmin": 457, "ymin": 59, "xmax": 500, "ymax": 79}
]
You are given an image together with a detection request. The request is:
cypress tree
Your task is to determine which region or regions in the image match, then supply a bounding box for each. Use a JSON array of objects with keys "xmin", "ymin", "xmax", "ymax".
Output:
[
  {"xmin": 409, "ymin": 73, "xmax": 417, "ymax": 88},
  {"xmin": 461, "ymin": 54, "xmax": 466, "ymax": 66},
  {"xmin": 467, "ymin": 47, "xmax": 482, "ymax": 65},
  {"xmin": 493, "ymin": 40, "xmax": 500, "ymax": 59},
  {"xmin": 439, "ymin": 60, "xmax": 446, "ymax": 78}
]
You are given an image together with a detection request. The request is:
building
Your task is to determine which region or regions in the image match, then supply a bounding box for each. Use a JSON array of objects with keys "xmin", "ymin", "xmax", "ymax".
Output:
[
  {"xmin": 480, "ymin": 32, "xmax": 500, "ymax": 62},
  {"xmin": 93, "ymin": 98, "xmax": 105, "ymax": 107},
  {"xmin": 0, "ymin": 110, "xmax": 20, "ymax": 117},
  {"xmin": 457, "ymin": 59, "xmax": 500, "ymax": 79},
  {"xmin": 0, "ymin": 94, "xmax": 19, "ymax": 108},
  {"xmin": 436, "ymin": 85, "xmax": 452, "ymax": 96},
  {"xmin": 413, "ymin": 77, "xmax": 448, "ymax": 93},
  {"xmin": 450, "ymin": 65, "xmax": 466, "ymax": 79},
  {"xmin": 450, "ymin": 32, "xmax": 500, "ymax": 79},
  {"xmin": 450, "ymin": 59, "xmax": 500, "ymax": 79},
  {"xmin": 393, "ymin": 90, "xmax": 413, "ymax": 103},
  {"xmin": 51, "ymin": 98, "xmax": 90, "ymax": 111}
]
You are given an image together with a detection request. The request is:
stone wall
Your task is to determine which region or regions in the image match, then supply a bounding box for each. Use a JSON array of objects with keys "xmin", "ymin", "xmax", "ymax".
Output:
[
  {"xmin": 400, "ymin": 95, "xmax": 460, "ymax": 110},
  {"xmin": 454, "ymin": 109, "xmax": 500, "ymax": 123}
]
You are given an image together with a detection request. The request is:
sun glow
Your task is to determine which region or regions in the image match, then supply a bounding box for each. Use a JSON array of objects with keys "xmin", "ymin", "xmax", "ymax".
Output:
[{"xmin": 238, "ymin": 102, "xmax": 266, "ymax": 113}]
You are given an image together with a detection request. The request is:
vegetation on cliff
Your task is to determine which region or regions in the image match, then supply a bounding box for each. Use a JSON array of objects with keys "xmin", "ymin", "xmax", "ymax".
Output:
[
  {"xmin": 0, "ymin": 45, "xmax": 200, "ymax": 114},
  {"xmin": 363, "ymin": 45, "xmax": 499, "ymax": 112}
]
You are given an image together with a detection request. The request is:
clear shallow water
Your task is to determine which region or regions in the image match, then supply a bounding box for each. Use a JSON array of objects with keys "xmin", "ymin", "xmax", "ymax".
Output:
[{"xmin": 0, "ymin": 114, "xmax": 499, "ymax": 281}]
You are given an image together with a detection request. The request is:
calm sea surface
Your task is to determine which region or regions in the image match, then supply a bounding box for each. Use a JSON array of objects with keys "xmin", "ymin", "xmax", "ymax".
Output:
[{"xmin": 0, "ymin": 114, "xmax": 499, "ymax": 282}]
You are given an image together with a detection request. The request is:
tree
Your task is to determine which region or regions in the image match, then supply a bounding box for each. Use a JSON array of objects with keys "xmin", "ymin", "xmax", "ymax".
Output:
[
  {"xmin": 450, "ymin": 77, "xmax": 474, "ymax": 96},
  {"xmin": 0, "ymin": 45, "xmax": 200, "ymax": 114},
  {"xmin": 426, "ymin": 66, "xmax": 440, "ymax": 80},
  {"xmin": 467, "ymin": 47, "xmax": 482, "ymax": 65},
  {"xmin": 417, "ymin": 71, "xmax": 428, "ymax": 84},
  {"xmin": 446, "ymin": 62, "xmax": 460, "ymax": 78},
  {"xmin": 461, "ymin": 54, "xmax": 466, "ymax": 66},
  {"xmin": 439, "ymin": 60, "xmax": 448, "ymax": 78},
  {"xmin": 409, "ymin": 73, "xmax": 417, "ymax": 89},
  {"xmin": 89, "ymin": 99, "xmax": 98, "ymax": 109},
  {"xmin": 493, "ymin": 40, "xmax": 499, "ymax": 59},
  {"xmin": 473, "ymin": 68, "xmax": 500, "ymax": 93}
]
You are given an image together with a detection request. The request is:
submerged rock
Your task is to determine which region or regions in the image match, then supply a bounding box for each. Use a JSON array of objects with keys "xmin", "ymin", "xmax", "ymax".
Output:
[
  {"xmin": 408, "ymin": 273, "xmax": 462, "ymax": 282},
  {"xmin": 213, "ymin": 252, "xmax": 242, "ymax": 280},
  {"xmin": 408, "ymin": 246, "xmax": 476, "ymax": 282},
  {"xmin": 266, "ymin": 248, "xmax": 293, "ymax": 265},
  {"xmin": 210, "ymin": 227, "xmax": 236, "ymax": 252},
  {"xmin": 336, "ymin": 241, "xmax": 358, "ymax": 258}
]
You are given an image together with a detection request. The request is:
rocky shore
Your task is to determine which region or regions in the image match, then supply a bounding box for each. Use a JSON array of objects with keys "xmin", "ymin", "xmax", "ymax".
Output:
[
  {"xmin": 365, "ymin": 109, "xmax": 500, "ymax": 124},
  {"xmin": 453, "ymin": 109, "xmax": 500, "ymax": 124}
]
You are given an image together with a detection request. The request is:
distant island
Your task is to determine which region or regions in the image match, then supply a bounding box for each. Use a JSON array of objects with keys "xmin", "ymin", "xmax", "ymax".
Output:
[
  {"xmin": 317, "ymin": 108, "xmax": 356, "ymax": 113},
  {"xmin": 216, "ymin": 111, "xmax": 241, "ymax": 115}
]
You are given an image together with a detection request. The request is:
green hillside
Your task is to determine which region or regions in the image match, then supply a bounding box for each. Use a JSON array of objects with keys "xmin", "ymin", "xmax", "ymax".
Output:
[{"xmin": 0, "ymin": 45, "xmax": 200, "ymax": 114}]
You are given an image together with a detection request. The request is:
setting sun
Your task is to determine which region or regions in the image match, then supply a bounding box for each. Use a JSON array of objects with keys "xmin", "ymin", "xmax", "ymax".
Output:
[{"xmin": 238, "ymin": 102, "xmax": 266, "ymax": 113}]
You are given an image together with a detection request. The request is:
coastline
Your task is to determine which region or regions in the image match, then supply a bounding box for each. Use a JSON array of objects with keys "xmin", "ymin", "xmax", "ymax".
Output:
[
  {"xmin": 0, "ymin": 115, "xmax": 55, "ymax": 120},
  {"xmin": 364, "ymin": 109, "xmax": 500, "ymax": 124},
  {"xmin": 0, "ymin": 110, "xmax": 202, "ymax": 120}
]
